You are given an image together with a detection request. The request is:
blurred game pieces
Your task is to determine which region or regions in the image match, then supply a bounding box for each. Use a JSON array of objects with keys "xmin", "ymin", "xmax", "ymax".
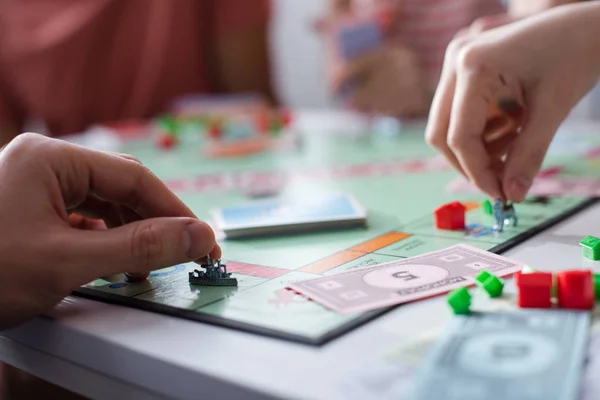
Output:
[{"xmin": 151, "ymin": 94, "xmax": 299, "ymax": 158}]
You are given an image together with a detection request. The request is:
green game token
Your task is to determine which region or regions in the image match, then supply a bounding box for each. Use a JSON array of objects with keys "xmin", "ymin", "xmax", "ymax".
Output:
[
  {"xmin": 474, "ymin": 270, "xmax": 492, "ymax": 286},
  {"xmin": 594, "ymin": 274, "xmax": 600, "ymax": 300},
  {"xmin": 482, "ymin": 276, "xmax": 504, "ymax": 298},
  {"xmin": 157, "ymin": 115, "xmax": 179, "ymax": 134},
  {"xmin": 481, "ymin": 199, "xmax": 493, "ymax": 215},
  {"xmin": 447, "ymin": 287, "xmax": 471, "ymax": 314},
  {"xmin": 579, "ymin": 235, "xmax": 600, "ymax": 260}
]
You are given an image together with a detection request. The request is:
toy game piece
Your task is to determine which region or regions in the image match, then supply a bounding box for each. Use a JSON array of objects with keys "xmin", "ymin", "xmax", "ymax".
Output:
[
  {"xmin": 579, "ymin": 235, "xmax": 600, "ymax": 260},
  {"xmin": 521, "ymin": 265, "xmax": 537, "ymax": 274},
  {"xmin": 189, "ymin": 256, "xmax": 238, "ymax": 286},
  {"xmin": 156, "ymin": 133, "xmax": 177, "ymax": 150},
  {"xmin": 481, "ymin": 199, "xmax": 493, "ymax": 215},
  {"xmin": 207, "ymin": 119, "xmax": 224, "ymax": 139},
  {"xmin": 255, "ymin": 111, "xmax": 270, "ymax": 133},
  {"xmin": 281, "ymin": 109, "xmax": 292, "ymax": 127},
  {"xmin": 474, "ymin": 270, "xmax": 492, "ymax": 286},
  {"xmin": 557, "ymin": 269, "xmax": 594, "ymax": 310},
  {"xmin": 157, "ymin": 115, "xmax": 179, "ymax": 135},
  {"xmin": 447, "ymin": 287, "xmax": 471, "ymax": 315},
  {"xmin": 594, "ymin": 273, "xmax": 600, "ymax": 300},
  {"xmin": 492, "ymin": 199, "xmax": 517, "ymax": 232},
  {"xmin": 434, "ymin": 201, "xmax": 466, "ymax": 230},
  {"xmin": 514, "ymin": 271, "xmax": 553, "ymax": 308},
  {"xmin": 481, "ymin": 275, "xmax": 504, "ymax": 297}
]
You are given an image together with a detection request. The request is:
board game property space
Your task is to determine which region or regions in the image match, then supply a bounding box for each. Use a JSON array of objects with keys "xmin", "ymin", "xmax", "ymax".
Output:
[{"xmin": 74, "ymin": 115, "xmax": 600, "ymax": 345}]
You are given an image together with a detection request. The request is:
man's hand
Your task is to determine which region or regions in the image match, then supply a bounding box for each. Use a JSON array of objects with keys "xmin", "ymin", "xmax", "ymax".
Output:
[
  {"xmin": 0, "ymin": 133, "xmax": 220, "ymax": 330},
  {"xmin": 425, "ymin": 3, "xmax": 600, "ymax": 202}
]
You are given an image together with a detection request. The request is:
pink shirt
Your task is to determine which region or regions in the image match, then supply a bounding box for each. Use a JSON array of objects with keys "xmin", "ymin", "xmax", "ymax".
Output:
[
  {"xmin": 395, "ymin": 0, "xmax": 504, "ymax": 89},
  {"xmin": 0, "ymin": 0, "xmax": 269, "ymax": 136}
]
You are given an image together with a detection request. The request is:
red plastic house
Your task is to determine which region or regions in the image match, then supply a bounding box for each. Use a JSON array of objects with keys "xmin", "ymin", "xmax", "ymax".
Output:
[
  {"xmin": 514, "ymin": 271, "xmax": 553, "ymax": 308},
  {"xmin": 434, "ymin": 201, "xmax": 466, "ymax": 230},
  {"xmin": 557, "ymin": 270, "xmax": 594, "ymax": 310}
]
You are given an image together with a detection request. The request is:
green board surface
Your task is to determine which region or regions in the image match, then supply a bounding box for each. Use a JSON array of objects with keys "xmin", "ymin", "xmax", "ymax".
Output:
[{"xmin": 75, "ymin": 119, "xmax": 598, "ymax": 345}]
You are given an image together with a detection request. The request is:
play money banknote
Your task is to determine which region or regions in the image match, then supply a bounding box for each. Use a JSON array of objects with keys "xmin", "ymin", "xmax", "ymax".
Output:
[
  {"xmin": 288, "ymin": 244, "xmax": 524, "ymax": 314},
  {"xmin": 410, "ymin": 310, "xmax": 590, "ymax": 400}
]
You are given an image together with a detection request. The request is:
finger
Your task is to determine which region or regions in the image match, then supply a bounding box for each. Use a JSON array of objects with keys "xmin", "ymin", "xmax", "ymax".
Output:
[
  {"xmin": 68, "ymin": 213, "xmax": 107, "ymax": 230},
  {"xmin": 485, "ymin": 129, "xmax": 519, "ymax": 158},
  {"xmin": 55, "ymin": 217, "xmax": 219, "ymax": 285},
  {"xmin": 425, "ymin": 57, "xmax": 466, "ymax": 178},
  {"xmin": 108, "ymin": 152, "xmax": 142, "ymax": 164},
  {"xmin": 469, "ymin": 14, "xmax": 513, "ymax": 34},
  {"xmin": 448, "ymin": 66, "xmax": 505, "ymax": 200},
  {"xmin": 54, "ymin": 143, "xmax": 196, "ymax": 219},
  {"xmin": 502, "ymin": 92, "xmax": 564, "ymax": 202},
  {"xmin": 71, "ymin": 195, "xmax": 123, "ymax": 229}
]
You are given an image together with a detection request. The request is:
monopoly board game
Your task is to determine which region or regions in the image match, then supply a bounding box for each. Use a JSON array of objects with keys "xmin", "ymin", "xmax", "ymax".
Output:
[{"xmin": 73, "ymin": 114, "xmax": 600, "ymax": 345}]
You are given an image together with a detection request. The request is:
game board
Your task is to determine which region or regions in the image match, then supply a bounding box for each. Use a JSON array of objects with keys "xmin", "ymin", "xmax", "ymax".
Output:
[{"xmin": 74, "ymin": 115, "xmax": 600, "ymax": 345}]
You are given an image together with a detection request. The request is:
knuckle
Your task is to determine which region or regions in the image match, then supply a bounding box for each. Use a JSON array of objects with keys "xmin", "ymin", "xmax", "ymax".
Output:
[
  {"xmin": 130, "ymin": 223, "xmax": 163, "ymax": 271},
  {"xmin": 445, "ymin": 36, "xmax": 470, "ymax": 59},
  {"xmin": 129, "ymin": 164, "xmax": 156, "ymax": 209},
  {"xmin": 456, "ymin": 44, "xmax": 485, "ymax": 73},
  {"xmin": 425, "ymin": 131, "xmax": 444, "ymax": 149},
  {"xmin": 4, "ymin": 132, "xmax": 46, "ymax": 158},
  {"xmin": 470, "ymin": 17, "xmax": 491, "ymax": 34},
  {"xmin": 447, "ymin": 133, "xmax": 466, "ymax": 152}
]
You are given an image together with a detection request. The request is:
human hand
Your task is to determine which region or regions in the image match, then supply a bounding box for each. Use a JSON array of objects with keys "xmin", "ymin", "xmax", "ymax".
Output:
[
  {"xmin": 425, "ymin": 3, "xmax": 600, "ymax": 202},
  {"xmin": 0, "ymin": 133, "xmax": 220, "ymax": 330}
]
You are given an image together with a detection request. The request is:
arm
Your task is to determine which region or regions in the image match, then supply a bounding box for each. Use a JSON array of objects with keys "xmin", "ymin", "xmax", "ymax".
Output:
[{"xmin": 208, "ymin": 0, "xmax": 276, "ymax": 105}]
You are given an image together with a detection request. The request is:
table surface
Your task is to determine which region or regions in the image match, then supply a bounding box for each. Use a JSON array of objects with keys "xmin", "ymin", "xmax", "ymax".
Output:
[{"xmin": 2, "ymin": 112, "xmax": 600, "ymax": 400}]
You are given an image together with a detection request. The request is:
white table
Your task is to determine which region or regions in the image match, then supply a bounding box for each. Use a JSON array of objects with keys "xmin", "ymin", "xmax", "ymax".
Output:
[{"xmin": 2, "ymin": 114, "xmax": 600, "ymax": 400}]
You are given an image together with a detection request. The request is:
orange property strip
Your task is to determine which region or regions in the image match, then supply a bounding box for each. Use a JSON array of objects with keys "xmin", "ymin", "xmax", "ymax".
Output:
[
  {"xmin": 298, "ymin": 251, "xmax": 363, "ymax": 274},
  {"xmin": 299, "ymin": 232, "xmax": 411, "ymax": 274},
  {"xmin": 350, "ymin": 232, "xmax": 411, "ymax": 253}
]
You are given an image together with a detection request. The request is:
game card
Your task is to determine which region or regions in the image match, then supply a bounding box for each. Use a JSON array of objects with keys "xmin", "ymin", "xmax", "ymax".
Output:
[
  {"xmin": 212, "ymin": 193, "xmax": 367, "ymax": 238},
  {"xmin": 288, "ymin": 244, "xmax": 525, "ymax": 314}
]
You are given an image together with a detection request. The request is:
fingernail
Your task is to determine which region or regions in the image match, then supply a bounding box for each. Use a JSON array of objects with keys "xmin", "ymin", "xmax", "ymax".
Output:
[
  {"xmin": 184, "ymin": 222, "xmax": 212, "ymax": 259},
  {"xmin": 508, "ymin": 176, "xmax": 532, "ymax": 202}
]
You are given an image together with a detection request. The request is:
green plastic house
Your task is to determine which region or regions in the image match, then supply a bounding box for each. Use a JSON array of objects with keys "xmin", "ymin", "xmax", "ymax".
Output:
[
  {"xmin": 481, "ymin": 199, "xmax": 493, "ymax": 215},
  {"xmin": 447, "ymin": 287, "xmax": 471, "ymax": 315},
  {"xmin": 580, "ymin": 235, "xmax": 600, "ymax": 260}
]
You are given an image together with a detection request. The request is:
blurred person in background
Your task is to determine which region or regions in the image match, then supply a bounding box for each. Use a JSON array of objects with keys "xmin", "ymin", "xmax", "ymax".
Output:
[
  {"xmin": 0, "ymin": 1, "xmax": 271, "ymax": 398},
  {"xmin": 0, "ymin": 0, "xmax": 274, "ymax": 147},
  {"xmin": 317, "ymin": 0, "xmax": 583, "ymax": 118}
]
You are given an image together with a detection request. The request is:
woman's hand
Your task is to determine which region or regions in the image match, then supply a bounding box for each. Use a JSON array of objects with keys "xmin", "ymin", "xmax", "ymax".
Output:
[{"xmin": 425, "ymin": 3, "xmax": 600, "ymax": 202}]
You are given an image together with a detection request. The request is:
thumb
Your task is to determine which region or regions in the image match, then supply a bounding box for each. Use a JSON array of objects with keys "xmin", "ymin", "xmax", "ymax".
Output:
[
  {"xmin": 502, "ymin": 93, "xmax": 565, "ymax": 203},
  {"xmin": 60, "ymin": 217, "xmax": 219, "ymax": 285}
]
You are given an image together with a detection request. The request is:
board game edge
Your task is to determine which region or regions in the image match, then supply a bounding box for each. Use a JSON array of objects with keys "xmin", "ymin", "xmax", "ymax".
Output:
[{"xmin": 71, "ymin": 196, "xmax": 599, "ymax": 347}]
